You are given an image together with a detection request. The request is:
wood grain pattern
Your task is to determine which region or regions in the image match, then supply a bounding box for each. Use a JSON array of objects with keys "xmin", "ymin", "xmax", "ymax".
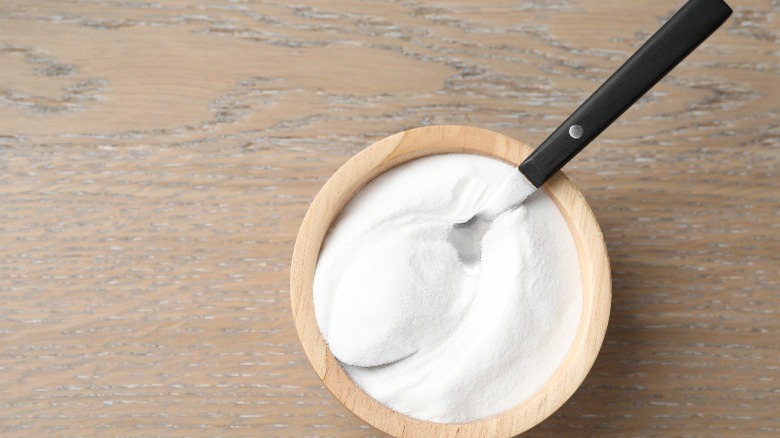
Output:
[{"xmin": 0, "ymin": 0, "xmax": 777, "ymax": 436}]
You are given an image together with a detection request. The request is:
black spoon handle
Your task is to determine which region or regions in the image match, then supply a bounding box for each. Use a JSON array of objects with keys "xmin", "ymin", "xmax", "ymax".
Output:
[{"xmin": 518, "ymin": 0, "xmax": 732, "ymax": 188}]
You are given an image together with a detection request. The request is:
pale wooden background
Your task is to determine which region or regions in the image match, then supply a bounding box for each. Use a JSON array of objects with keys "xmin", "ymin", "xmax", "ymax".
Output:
[{"xmin": 0, "ymin": 0, "xmax": 777, "ymax": 436}]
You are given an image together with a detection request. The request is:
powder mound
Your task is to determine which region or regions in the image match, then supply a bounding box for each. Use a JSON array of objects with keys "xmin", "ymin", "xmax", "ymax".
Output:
[
  {"xmin": 313, "ymin": 154, "xmax": 583, "ymax": 423},
  {"xmin": 325, "ymin": 224, "xmax": 461, "ymax": 367}
]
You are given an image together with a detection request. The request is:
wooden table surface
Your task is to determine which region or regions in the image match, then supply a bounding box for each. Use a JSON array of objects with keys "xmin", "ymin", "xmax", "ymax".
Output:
[{"xmin": 1, "ymin": 0, "xmax": 777, "ymax": 436}]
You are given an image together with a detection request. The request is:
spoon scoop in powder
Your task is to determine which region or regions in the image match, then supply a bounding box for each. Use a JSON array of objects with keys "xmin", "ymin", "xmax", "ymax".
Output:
[{"xmin": 449, "ymin": 0, "xmax": 732, "ymax": 268}]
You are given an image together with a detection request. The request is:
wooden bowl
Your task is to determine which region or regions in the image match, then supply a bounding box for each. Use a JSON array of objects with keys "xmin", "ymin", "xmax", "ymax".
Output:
[{"xmin": 290, "ymin": 125, "xmax": 611, "ymax": 437}]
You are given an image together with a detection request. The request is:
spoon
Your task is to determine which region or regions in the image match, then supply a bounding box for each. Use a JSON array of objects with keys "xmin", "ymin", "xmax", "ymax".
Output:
[
  {"xmin": 332, "ymin": 0, "xmax": 733, "ymax": 370},
  {"xmin": 449, "ymin": 0, "xmax": 732, "ymax": 268}
]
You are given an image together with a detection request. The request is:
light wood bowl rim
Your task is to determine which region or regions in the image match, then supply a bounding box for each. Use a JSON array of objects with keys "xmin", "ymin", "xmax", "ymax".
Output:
[{"xmin": 290, "ymin": 125, "xmax": 611, "ymax": 437}]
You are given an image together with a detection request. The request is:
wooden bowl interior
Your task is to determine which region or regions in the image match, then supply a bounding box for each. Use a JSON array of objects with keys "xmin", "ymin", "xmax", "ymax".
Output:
[{"xmin": 290, "ymin": 125, "xmax": 611, "ymax": 437}]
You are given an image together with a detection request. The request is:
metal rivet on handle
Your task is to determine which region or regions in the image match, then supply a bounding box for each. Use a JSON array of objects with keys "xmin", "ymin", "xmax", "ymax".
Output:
[{"xmin": 569, "ymin": 124, "xmax": 583, "ymax": 139}]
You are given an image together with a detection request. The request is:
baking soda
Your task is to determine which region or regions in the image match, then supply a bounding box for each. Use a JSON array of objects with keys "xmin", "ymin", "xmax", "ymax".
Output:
[{"xmin": 313, "ymin": 154, "xmax": 582, "ymax": 423}]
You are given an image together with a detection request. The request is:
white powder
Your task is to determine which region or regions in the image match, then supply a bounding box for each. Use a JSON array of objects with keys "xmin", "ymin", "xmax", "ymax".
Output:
[{"xmin": 313, "ymin": 154, "xmax": 583, "ymax": 423}]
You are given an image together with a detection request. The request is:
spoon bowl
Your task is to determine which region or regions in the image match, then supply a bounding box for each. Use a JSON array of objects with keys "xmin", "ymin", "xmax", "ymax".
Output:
[{"xmin": 447, "ymin": 169, "xmax": 537, "ymax": 268}]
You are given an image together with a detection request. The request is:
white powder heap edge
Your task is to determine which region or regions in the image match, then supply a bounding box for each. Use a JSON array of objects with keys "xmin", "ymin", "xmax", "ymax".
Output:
[{"xmin": 313, "ymin": 154, "xmax": 583, "ymax": 423}]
